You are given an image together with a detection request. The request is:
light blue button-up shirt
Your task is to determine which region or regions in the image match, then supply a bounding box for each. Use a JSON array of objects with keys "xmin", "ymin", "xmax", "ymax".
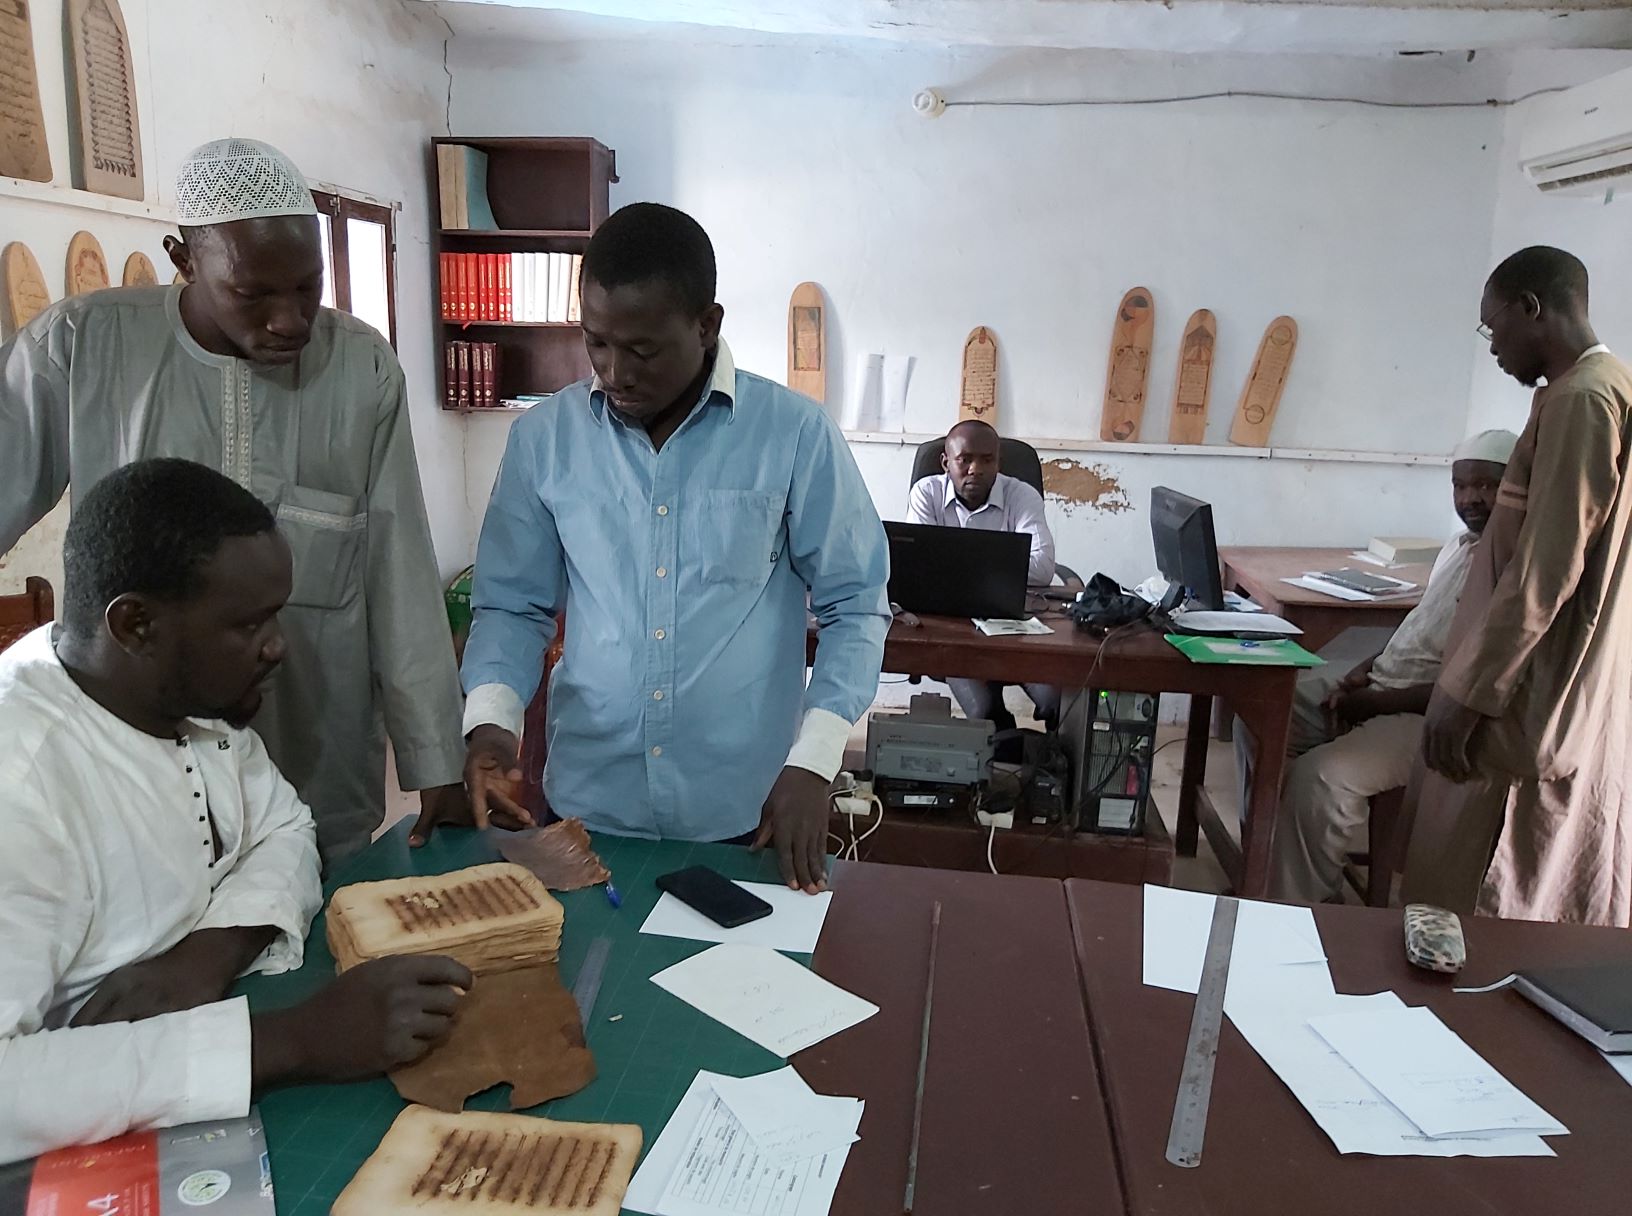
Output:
[{"xmin": 461, "ymin": 341, "xmax": 890, "ymax": 841}]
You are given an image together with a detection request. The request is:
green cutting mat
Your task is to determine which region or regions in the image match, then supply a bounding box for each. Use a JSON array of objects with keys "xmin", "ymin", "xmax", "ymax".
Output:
[{"xmin": 240, "ymin": 822, "xmax": 794, "ymax": 1215}]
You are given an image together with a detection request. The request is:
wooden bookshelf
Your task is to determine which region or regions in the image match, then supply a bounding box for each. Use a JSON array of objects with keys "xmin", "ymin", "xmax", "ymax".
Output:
[{"xmin": 431, "ymin": 137, "xmax": 617, "ymax": 412}]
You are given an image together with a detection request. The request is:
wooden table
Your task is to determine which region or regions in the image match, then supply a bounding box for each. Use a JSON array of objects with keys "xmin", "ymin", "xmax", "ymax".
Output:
[
  {"xmin": 812, "ymin": 613, "xmax": 1299, "ymax": 898},
  {"xmin": 1067, "ymin": 879, "xmax": 1632, "ymax": 1215},
  {"xmin": 1220, "ymin": 546, "xmax": 1433, "ymax": 652}
]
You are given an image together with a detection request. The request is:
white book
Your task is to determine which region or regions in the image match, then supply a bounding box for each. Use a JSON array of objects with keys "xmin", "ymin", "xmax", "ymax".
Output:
[
  {"xmin": 510, "ymin": 253, "xmax": 525, "ymax": 323},
  {"xmin": 567, "ymin": 254, "xmax": 582, "ymax": 324},
  {"xmin": 555, "ymin": 252, "xmax": 572, "ymax": 322},
  {"xmin": 529, "ymin": 253, "xmax": 546, "ymax": 323}
]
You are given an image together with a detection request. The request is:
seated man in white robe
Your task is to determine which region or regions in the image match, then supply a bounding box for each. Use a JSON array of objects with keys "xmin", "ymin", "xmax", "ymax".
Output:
[
  {"xmin": 907, "ymin": 420, "xmax": 1060, "ymax": 731},
  {"xmin": 1258, "ymin": 429, "xmax": 1516, "ymax": 904},
  {"xmin": 0, "ymin": 458, "xmax": 470, "ymax": 1165}
]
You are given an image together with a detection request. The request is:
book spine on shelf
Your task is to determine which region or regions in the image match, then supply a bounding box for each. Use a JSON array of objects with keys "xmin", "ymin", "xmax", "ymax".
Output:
[
  {"xmin": 457, "ymin": 254, "xmax": 471, "ymax": 324},
  {"xmin": 567, "ymin": 254, "xmax": 582, "ymax": 324},
  {"xmin": 480, "ymin": 342, "xmax": 495, "ymax": 408},
  {"xmin": 455, "ymin": 341, "xmax": 471, "ymax": 410},
  {"xmin": 481, "ymin": 254, "xmax": 494, "ymax": 322},
  {"xmin": 499, "ymin": 254, "xmax": 513, "ymax": 322},
  {"xmin": 438, "ymin": 253, "xmax": 450, "ymax": 321},
  {"xmin": 443, "ymin": 340, "xmax": 458, "ymax": 409}
]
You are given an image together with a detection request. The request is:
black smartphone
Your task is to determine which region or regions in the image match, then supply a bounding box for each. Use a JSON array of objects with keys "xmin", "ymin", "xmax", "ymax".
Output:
[{"xmin": 656, "ymin": 866, "xmax": 773, "ymax": 929}]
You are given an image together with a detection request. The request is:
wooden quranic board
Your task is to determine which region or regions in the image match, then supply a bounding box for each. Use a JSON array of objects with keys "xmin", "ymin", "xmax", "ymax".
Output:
[
  {"xmin": 787, "ymin": 281, "xmax": 826, "ymax": 404},
  {"xmin": 1101, "ymin": 287, "xmax": 1155, "ymax": 442},
  {"xmin": 67, "ymin": 0, "xmax": 144, "ymax": 200},
  {"xmin": 0, "ymin": 0, "xmax": 53, "ymax": 182},
  {"xmin": 122, "ymin": 250, "xmax": 156, "ymax": 286},
  {"xmin": 959, "ymin": 326, "xmax": 998, "ymax": 425},
  {"xmin": 66, "ymin": 231, "xmax": 110, "ymax": 296},
  {"xmin": 1168, "ymin": 308, "xmax": 1216, "ymax": 445},
  {"xmin": 1229, "ymin": 316, "xmax": 1299, "ymax": 447},
  {"xmin": 3, "ymin": 241, "xmax": 51, "ymax": 336}
]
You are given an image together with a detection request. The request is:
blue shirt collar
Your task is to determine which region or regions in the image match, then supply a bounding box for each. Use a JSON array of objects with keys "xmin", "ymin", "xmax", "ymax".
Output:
[{"xmin": 588, "ymin": 337, "xmax": 739, "ymax": 426}]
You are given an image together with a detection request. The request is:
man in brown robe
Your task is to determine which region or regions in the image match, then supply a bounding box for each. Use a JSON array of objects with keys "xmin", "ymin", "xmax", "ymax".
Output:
[{"xmin": 1405, "ymin": 246, "xmax": 1632, "ymax": 927}]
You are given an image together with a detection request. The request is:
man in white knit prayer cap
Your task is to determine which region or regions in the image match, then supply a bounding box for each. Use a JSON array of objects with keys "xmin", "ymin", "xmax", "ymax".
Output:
[
  {"xmin": 1248, "ymin": 428, "xmax": 1518, "ymax": 905},
  {"xmin": 0, "ymin": 138, "xmax": 474, "ymax": 863}
]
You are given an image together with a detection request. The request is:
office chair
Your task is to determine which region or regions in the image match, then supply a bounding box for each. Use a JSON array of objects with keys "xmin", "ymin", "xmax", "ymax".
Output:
[{"xmin": 909, "ymin": 437, "xmax": 1082, "ymax": 588}]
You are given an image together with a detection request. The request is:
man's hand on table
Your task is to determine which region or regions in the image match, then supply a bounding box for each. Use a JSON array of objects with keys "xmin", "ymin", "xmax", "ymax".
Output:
[
  {"xmin": 251, "ymin": 955, "xmax": 473, "ymax": 1090},
  {"xmin": 754, "ymin": 766, "xmax": 830, "ymax": 894},
  {"xmin": 72, "ymin": 926, "xmax": 277, "ymax": 1026},
  {"xmin": 411, "ymin": 729, "xmax": 534, "ymax": 846}
]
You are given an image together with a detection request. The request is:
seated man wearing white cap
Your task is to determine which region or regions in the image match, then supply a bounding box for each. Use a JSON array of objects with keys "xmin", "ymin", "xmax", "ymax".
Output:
[
  {"xmin": 0, "ymin": 138, "xmax": 470, "ymax": 863},
  {"xmin": 1258, "ymin": 429, "xmax": 1518, "ymax": 904}
]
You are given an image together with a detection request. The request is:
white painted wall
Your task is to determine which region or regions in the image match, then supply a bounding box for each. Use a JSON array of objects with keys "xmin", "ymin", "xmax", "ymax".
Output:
[
  {"xmin": 0, "ymin": 0, "xmax": 466, "ymax": 596},
  {"xmin": 1468, "ymin": 49, "xmax": 1632, "ymax": 435},
  {"xmin": 449, "ymin": 31, "xmax": 1528, "ymax": 584}
]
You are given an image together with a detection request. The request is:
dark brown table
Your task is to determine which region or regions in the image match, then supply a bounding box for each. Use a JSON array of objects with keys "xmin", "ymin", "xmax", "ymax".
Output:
[
  {"xmin": 1067, "ymin": 879, "xmax": 1632, "ymax": 1215},
  {"xmin": 804, "ymin": 860, "xmax": 1125, "ymax": 1215},
  {"xmin": 813, "ymin": 613, "xmax": 1299, "ymax": 898},
  {"xmin": 1220, "ymin": 546, "xmax": 1431, "ymax": 652}
]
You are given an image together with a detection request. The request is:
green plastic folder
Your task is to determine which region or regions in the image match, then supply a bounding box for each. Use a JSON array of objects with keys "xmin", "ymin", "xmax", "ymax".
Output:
[{"xmin": 1164, "ymin": 633, "xmax": 1324, "ymax": 667}]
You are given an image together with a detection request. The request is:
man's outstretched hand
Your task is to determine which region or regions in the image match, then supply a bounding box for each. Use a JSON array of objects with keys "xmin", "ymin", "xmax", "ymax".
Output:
[
  {"xmin": 753, "ymin": 766, "xmax": 830, "ymax": 894},
  {"xmin": 410, "ymin": 730, "xmax": 534, "ymax": 846}
]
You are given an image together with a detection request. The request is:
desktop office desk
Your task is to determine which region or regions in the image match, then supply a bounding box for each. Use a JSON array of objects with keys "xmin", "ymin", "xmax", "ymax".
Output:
[
  {"xmin": 810, "ymin": 613, "xmax": 1298, "ymax": 898},
  {"xmin": 1068, "ymin": 879, "xmax": 1632, "ymax": 1216},
  {"xmin": 241, "ymin": 824, "xmax": 1122, "ymax": 1215},
  {"xmin": 1219, "ymin": 546, "xmax": 1432, "ymax": 651}
]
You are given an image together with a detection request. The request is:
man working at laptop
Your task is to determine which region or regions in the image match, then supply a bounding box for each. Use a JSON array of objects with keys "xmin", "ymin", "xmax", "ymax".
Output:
[
  {"xmin": 1260, "ymin": 429, "xmax": 1516, "ymax": 905},
  {"xmin": 907, "ymin": 419, "xmax": 1060, "ymax": 731}
]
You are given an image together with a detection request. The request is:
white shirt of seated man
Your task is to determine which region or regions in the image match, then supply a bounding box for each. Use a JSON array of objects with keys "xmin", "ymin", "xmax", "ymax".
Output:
[
  {"xmin": 0, "ymin": 458, "xmax": 470, "ymax": 1166},
  {"xmin": 907, "ymin": 421, "xmax": 1057, "ymax": 587}
]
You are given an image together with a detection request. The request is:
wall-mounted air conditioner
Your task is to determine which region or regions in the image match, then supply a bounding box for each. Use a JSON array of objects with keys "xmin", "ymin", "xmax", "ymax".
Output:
[{"xmin": 1519, "ymin": 63, "xmax": 1632, "ymax": 199}]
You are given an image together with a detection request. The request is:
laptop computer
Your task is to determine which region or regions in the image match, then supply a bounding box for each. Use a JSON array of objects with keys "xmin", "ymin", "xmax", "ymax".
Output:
[{"xmin": 885, "ymin": 521, "xmax": 1030, "ymax": 619}]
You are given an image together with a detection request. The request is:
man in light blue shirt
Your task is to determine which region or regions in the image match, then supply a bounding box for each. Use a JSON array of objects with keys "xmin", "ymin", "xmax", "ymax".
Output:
[{"xmin": 453, "ymin": 204, "xmax": 889, "ymax": 892}]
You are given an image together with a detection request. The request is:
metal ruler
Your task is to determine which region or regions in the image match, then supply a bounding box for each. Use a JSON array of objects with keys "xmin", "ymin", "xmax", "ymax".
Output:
[
  {"xmin": 1165, "ymin": 896, "xmax": 1238, "ymax": 1168},
  {"xmin": 571, "ymin": 936, "xmax": 612, "ymax": 1027}
]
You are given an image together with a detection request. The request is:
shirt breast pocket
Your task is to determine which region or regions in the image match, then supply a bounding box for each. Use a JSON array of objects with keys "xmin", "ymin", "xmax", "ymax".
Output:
[
  {"xmin": 695, "ymin": 489, "xmax": 784, "ymax": 588},
  {"xmin": 275, "ymin": 485, "xmax": 368, "ymax": 610}
]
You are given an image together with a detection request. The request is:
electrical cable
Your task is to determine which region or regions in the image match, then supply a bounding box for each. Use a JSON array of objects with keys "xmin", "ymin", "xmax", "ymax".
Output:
[
  {"xmin": 987, "ymin": 823, "xmax": 998, "ymax": 875},
  {"xmin": 947, "ymin": 86, "xmax": 1566, "ymax": 113}
]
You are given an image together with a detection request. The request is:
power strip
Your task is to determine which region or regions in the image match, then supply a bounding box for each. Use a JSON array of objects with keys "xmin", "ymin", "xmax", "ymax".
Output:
[
  {"xmin": 834, "ymin": 795, "xmax": 876, "ymax": 819},
  {"xmin": 976, "ymin": 809, "xmax": 1014, "ymax": 829}
]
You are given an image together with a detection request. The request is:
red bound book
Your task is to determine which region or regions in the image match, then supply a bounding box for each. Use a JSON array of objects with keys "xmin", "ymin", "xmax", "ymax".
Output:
[
  {"xmin": 499, "ymin": 255, "xmax": 513, "ymax": 322},
  {"xmin": 439, "ymin": 253, "xmax": 452, "ymax": 321}
]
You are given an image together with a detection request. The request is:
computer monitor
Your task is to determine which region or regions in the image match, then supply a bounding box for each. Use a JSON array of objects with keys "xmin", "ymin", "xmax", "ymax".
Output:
[{"xmin": 1150, "ymin": 487, "xmax": 1223, "ymax": 610}]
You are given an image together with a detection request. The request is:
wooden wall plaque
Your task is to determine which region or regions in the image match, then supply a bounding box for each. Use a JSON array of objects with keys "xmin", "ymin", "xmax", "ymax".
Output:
[
  {"xmin": 1229, "ymin": 316, "xmax": 1299, "ymax": 447},
  {"xmin": 121, "ymin": 250, "xmax": 156, "ymax": 286},
  {"xmin": 1168, "ymin": 308, "xmax": 1216, "ymax": 445},
  {"xmin": 66, "ymin": 231, "xmax": 109, "ymax": 295},
  {"xmin": 3, "ymin": 241, "xmax": 50, "ymax": 335},
  {"xmin": 787, "ymin": 281, "xmax": 826, "ymax": 404},
  {"xmin": 67, "ymin": 0, "xmax": 144, "ymax": 200},
  {"xmin": 0, "ymin": 1, "xmax": 52, "ymax": 182},
  {"xmin": 1101, "ymin": 287, "xmax": 1155, "ymax": 442},
  {"xmin": 959, "ymin": 326, "xmax": 998, "ymax": 425}
]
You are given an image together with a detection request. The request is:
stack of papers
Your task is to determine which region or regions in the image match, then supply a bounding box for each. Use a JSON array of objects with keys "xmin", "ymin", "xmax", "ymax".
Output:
[
  {"xmin": 1284, "ymin": 572, "xmax": 1417, "ymax": 602},
  {"xmin": 640, "ymin": 881, "xmax": 833, "ymax": 953},
  {"xmin": 651, "ymin": 944, "xmax": 879, "ymax": 1057},
  {"xmin": 627, "ymin": 1069, "xmax": 862, "ymax": 1216},
  {"xmin": 1141, "ymin": 886, "xmax": 1568, "ymax": 1156},
  {"xmin": 973, "ymin": 616, "xmax": 1053, "ymax": 636},
  {"xmin": 1170, "ymin": 610, "xmax": 1302, "ymax": 637}
]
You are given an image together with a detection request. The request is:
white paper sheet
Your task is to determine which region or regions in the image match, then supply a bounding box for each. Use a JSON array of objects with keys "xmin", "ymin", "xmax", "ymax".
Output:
[
  {"xmin": 840, "ymin": 352, "xmax": 884, "ymax": 431},
  {"xmin": 972, "ymin": 616, "xmax": 1052, "ymax": 636},
  {"xmin": 1309, "ymin": 1005, "xmax": 1568, "ymax": 1139},
  {"xmin": 1229, "ymin": 991, "xmax": 1555, "ymax": 1157},
  {"xmin": 1141, "ymin": 885, "xmax": 1327, "ymax": 995},
  {"xmin": 710, "ymin": 1068, "xmax": 863, "ymax": 1162},
  {"xmin": 640, "ymin": 883, "xmax": 833, "ymax": 954},
  {"xmin": 650, "ymin": 944, "xmax": 878, "ymax": 1057},
  {"xmin": 625, "ymin": 1071, "xmax": 854, "ymax": 1216},
  {"xmin": 1170, "ymin": 610, "xmax": 1303, "ymax": 636},
  {"xmin": 1604, "ymin": 1052, "xmax": 1632, "ymax": 1088},
  {"xmin": 881, "ymin": 354, "xmax": 914, "ymax": 432},
  {"xmin": 1282, "ymin": 575, "xmax": 1375, "ymax": 602}
]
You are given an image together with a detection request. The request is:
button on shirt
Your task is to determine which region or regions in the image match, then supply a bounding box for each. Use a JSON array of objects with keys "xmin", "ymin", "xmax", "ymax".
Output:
[
  {"xmin": 461, "ymin": 340, "xmax": 890, "ymax": 841},
  {"xmin": 0, "ymin": 627, "xmax": 321, "ymax": 1164},
  {"xmin": 1369, "ymin": 531, "xmax": 1478, "ymax": 690},
  {"xmin": 907, "ymin": 472, "xmax": 1057, "ymax": 586}
]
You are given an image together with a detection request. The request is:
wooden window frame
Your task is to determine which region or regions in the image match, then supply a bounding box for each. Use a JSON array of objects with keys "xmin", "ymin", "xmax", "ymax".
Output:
[{"xmin": 311, "ymin": 189, "xmax": 398, "ymax": 348}]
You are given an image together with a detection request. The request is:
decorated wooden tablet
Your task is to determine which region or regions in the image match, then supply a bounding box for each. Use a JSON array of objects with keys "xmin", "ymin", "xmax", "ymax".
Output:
[
  {"xmin": 0, "ymin": 0, "xmax": 53, "ymax": 182},
  {"xmin": 1229, "ymin": 316, "xmax": 1298, "ymax": 446},
  {"xmin": 960, "ymin": 325, "xmax": 998, "ymax": 425},
  {"xmin": 1168, "ymin": 308, "xmax": 1215, "ymax": 445},
  {"xmin": 122, "ymin": 251, "xmax": 157, "ymax": 286},
  {"xmin": 3, "ymin": 242, "xmax": 51, "ymax": 335},
  {"xmin": 787, "ymin": 280, "xmax": 826, "ymax": 404},
  {"xmin": 1101, "ymin": 287, "xmax": 1155, "ymax": 442},
  {"xmin": 67, "ymin": 0, "xmax": 144, "ymax": 200},
  {"xmin": 65, "ymin": 231, "xmax": 110, "ymax": 296}
]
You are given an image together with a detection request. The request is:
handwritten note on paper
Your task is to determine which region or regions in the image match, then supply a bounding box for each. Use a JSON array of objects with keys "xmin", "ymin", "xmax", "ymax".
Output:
[
  {"xmin": 650, "ymin": 945, "xmax": 878, "ymax": 1058},
  {"xmin": 625, "ymin": 1071, "xmax": 854, "ymax": 1216},
  {"xmin": 1230, "ymin": 991, "xmax": 1555, "ymax": 1158},
  {"xmin": 710, "ymin": 1068, "xmax": 862, "ymax": 1163},
  {"xmin": 1310, "ymin": 1005, "xmax": 1568, "ymax": 1140}
]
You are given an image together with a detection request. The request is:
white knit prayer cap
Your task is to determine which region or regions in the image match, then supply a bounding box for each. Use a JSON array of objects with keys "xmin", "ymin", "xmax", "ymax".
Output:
[
  {"xmin": 174, "ymin": 138, "xmax": 317, "ymax": 227},
  {"xmin": 1453, "ymin": 429, "xmax": 1519, "ymax": 464}
]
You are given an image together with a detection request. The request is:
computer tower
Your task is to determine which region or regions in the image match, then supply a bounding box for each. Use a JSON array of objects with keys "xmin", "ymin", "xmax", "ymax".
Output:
[{"xmin": 1058, "ymin": 688, "xmax": 1160, "ymax": 834}]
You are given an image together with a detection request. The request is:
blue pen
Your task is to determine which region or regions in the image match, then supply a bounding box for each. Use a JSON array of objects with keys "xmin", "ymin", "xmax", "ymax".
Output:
[{"xmin": 603, "ymin": 882, "xmax": 622, "ymax": 909}]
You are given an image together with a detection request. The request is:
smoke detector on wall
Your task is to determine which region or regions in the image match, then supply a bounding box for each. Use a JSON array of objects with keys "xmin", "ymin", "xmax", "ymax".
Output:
[{"xmin": 912, "ymin": 88, "xmax": 947, "ymax": 118}]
